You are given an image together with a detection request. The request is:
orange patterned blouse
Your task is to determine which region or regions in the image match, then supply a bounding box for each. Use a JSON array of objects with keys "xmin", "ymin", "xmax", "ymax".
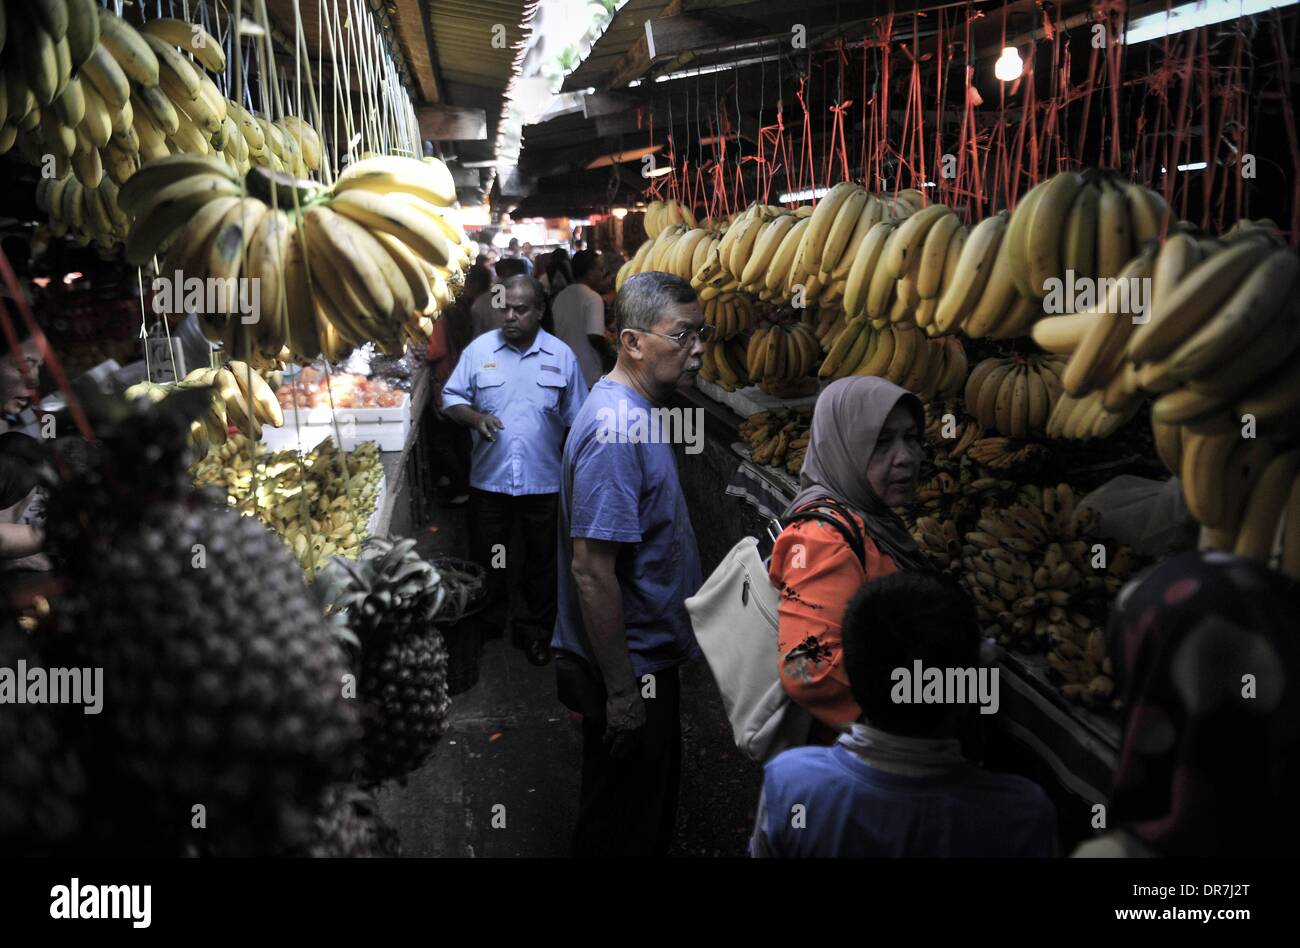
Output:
[{"xmin": 768, "ymin": 508, "xmax": 898, "ymax": 731}]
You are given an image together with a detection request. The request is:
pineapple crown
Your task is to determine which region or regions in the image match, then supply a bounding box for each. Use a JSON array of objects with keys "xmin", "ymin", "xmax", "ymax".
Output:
[{"xmin": 318, "ymin": 538, "xmax": 446, "ymax": 641}]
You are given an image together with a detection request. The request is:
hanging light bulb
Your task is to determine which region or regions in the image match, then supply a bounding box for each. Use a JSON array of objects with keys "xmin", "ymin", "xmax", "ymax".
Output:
[{"xmin": 994, "ymin": 47, "xmax": 1023, "ymax": 82}]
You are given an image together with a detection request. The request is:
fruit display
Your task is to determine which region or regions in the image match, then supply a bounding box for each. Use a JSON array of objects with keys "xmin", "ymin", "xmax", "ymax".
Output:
[
  {"xmin": 912, "ymin": 483, "xmax": 1144, "ymax": 709},
  {"xmin": 275, "ymin": 367, "xmax": 408, "ymax": 410},
  {"xmin": 963, "ymin": 353, "xmax": 1067, "ymax": 438},
  {"xmin": 191, "ymin": 434, "xmax": 384, "ymax": 572},
  {"xmin": 127, "ymin": 360, "xmax": 284, "ymax": 453},
  {"xmin": 118, "ymin": 152, "xmax": 471, "ymax": 359},
  {"xmin": 318, "ymin": 538, "xmax": 452, "ymax": 786},
  {"xmin": 32, "ymin": 391, "xmax": 364, "ymax": 856},
  {"xmin": 738, "ymin": 407, "xmax": 815, "ymax": 475}
]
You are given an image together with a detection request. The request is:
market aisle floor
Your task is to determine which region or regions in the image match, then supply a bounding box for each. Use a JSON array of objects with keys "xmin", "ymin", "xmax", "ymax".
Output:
[{"xmin": 377, "ymin": 499, "xmax": 763, "ymax": 858}]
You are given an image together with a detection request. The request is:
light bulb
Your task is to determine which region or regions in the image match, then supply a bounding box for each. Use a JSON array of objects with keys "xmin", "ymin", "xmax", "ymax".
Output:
[
  {"xmin": 994, "ymin": 47, "xmax": 1023, "ymax": 82},
  {"xmin": 611, "ymin": 207, "xmax": 628, "ymax": 219}
]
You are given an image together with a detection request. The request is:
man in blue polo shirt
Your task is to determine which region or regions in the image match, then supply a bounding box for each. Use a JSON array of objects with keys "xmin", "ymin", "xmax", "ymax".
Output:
[
  {"xmin": 553, "ymin": 271, "xmax": 715, "ymax": 857},
  {"xmin": 442, "ymin": 275, "xmax": 587, "ymax": 666}
]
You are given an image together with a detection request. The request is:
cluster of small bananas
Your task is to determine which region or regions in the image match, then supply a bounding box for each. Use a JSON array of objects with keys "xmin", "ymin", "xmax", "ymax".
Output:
[
  {"xmin": 739, "ymin": 407, "xmax": 814, "ymax": 475},
  {"xmin": 118, "ymin": 153, "xmax": 471, "ymax": 361},
  {"xmin": 192, "ymin": 434, "xmax": 382, "ymax": 571},
  {"xmin": 965, "ymin": 436, "xmax": 1049, "ymax": 473},
  {"xmin": 917, "ymin": 483, "xmax": 1141, "ymax": 707},
  {"xmin": 923, "ymin": 401, "xmax": 983, "ymax": 460},
  {"xmin": 963, "ymin": 354, "xmax": 1067, "ymax": 439},
  {"xmin": 126, "ymin": 361, "xmax": 284, "ymax": 455},
  {"xmin": 819, "ymin": 320, "xmax": 967, "ymax": 402}
]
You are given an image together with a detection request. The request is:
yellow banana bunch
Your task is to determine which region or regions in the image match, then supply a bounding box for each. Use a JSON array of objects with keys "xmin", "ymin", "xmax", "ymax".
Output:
[
  {"xmin": 119, "ymin": 152, "xmax": 468, "ymax": 361},
  {"xmin": 745, "ymin": 322, "xmax": 820, "ymax": 387},
  {"xmin": 964, "ymin": 354, "xmax": 1066, "ymax": 438},
  {"xmin": 643, "ymin": 198, "xmax": 695, "ymax": 237},
  {"xmin": 700, "ymin": 337, "xmax": 752, "ymax": 392},
  {"xmin": 701, "ymin": 292, "xmax": 754, "ymax": 341}
]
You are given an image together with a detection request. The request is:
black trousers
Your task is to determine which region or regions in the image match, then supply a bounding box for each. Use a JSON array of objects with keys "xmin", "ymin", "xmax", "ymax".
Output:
[
  {"xmin": 429, "ymin": 413, "xmax": 470, "ymax": 494},
  {"xmin": 468, "ymin": 489, "xmax": 557, "ymax": 646},
  {"xmin": 556, "ymin": 654, "xmax": 682, "ymax": 858}
]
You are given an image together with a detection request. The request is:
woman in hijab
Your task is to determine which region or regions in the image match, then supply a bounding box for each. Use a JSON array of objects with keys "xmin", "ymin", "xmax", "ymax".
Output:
[
  {"xmin": 769, "ymin": 376, "xmax": 930, "ymax": 739},
  {"xmin": 1073, "ymin": 550, "xmax": 1300, "ymax": 857}
]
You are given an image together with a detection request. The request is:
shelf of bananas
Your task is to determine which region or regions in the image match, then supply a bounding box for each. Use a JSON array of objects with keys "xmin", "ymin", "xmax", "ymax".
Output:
[
  {"xmin": 963, "ymin": 353, "xmax": 1067, "ymax": 438},
  {"xmin": 115, "ymin": 152, "xmax": 470, "ymax": 361},
  {"xmin": 192, "ymin": 434, "xmax": 383, "ymax": 572},
  {"xmin": 818, "ymin": 318, "xmax": 967, "ymax": 401},
  {"xmin": 698, "ymin": 336, "xmax": 751, "ymax": 391},
  {"xmin": 126, "ymin": 360, "xmax": 284, "ymax": 455},
  {"xmin": 738, "ymin": 407, "xmax": 814, "ymax": 475}
]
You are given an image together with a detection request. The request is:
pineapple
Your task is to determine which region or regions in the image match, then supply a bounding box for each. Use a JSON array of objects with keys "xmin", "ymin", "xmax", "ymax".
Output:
[
  {"xmin": 280, "ymin": 783, "xmax": 401, "ymax": 857},
  {"xmin": 40, "ymin": 390, "xmax": 362, "ymax": 856},
  {"xmin": 321, "ymin": 537, "xmax": 451, "ymax": 785}
]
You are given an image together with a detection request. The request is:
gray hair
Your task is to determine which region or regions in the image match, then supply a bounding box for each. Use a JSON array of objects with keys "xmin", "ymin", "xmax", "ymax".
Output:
[
  {"xmin": 500, "ymin": 274, "xmax": 545, "ymax": 309},
  {"xmin": 615, "ymin": 272, "xmax": 697, "ymax": 334}
]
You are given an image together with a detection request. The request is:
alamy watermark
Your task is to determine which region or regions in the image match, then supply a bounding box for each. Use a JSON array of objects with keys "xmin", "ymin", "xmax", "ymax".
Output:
[
  {"xmin": 891, "ymin": 661, "xmax": 1000, "ymax": 715},
  {"xmin": 1042, "ymin": 270, "xmax": 1151, "ymax": 324},
  {"xmin": 595, "ymin": 400, "xmax": 704, "ymax": 455},
  {"xmin": 151, "ymin": 270, "xmax": 261, "ymax": 323},
  {"xmin": 0, "ymin": 661, "xmax": 103, "ymax": 714},
  {"xmin": 50, "ymin": 879, "xmax": 151, "ymax": 928}
]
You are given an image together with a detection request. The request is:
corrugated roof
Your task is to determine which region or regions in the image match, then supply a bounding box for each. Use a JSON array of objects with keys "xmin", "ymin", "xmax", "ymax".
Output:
[
  {"xmin": 560, "ymin": 0, "xmax": 672, "ymax": 91},
  {"xmin": 427, "ymin": 0, "xmax": 535, "ymax": 89}
]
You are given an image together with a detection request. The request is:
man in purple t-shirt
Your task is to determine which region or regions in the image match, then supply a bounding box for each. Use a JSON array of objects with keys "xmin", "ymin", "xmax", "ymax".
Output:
[{"xmin": 553, "ymin": 272, "xmax": 715, "ymax": 857}]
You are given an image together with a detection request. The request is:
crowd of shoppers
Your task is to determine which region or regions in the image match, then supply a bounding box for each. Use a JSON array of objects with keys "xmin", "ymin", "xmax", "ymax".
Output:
[{"xmin": 428, "ymin": 247, "xmax": 1300, "ymax": 859}]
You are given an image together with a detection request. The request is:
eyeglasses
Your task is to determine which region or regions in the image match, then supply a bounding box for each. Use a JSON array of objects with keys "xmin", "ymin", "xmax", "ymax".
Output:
[{"xmin": 639, "ymin": 324, "xmax": 717, "ymax": 347}]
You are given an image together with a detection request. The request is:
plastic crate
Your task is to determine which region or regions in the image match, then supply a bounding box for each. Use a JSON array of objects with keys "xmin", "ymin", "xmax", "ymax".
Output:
[{"xmin": 259, "ymin": 393, "xmax": 412, "ymax": 452}]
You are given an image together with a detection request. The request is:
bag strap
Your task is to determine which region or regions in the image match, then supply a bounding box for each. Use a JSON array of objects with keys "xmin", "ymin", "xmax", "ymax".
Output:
[{"xmin": 785, "ymin": 498, "xmax": 868, "ymax": 568}]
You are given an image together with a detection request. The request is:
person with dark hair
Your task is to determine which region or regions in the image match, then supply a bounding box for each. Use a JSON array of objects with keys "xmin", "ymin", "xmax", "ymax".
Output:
[
  {"xmin": 471, "ymin": 259, "xmax": 531, "ymax": 339},
  {"xmin": 545, "ymin": 248, "xmax": 573, "ymax": 298},
  {"xmin": 751, "ymin": 571, "xmax": 1056, "ymax": 857},
  {"xmin": 426, "ymin": 265, "xmax": 493, "ymax": 505},
  {"xmin": 769, "ymin": 376, "xmax": 931, "ymax": 741},
  {"xmin": 442, "ymin": 274, "xmax": 588, "ymax": 666},
  {"xmin": 505, "ymin": 238, "xmax": 532, "ymax": 275},
  {"xmin": 1073, "ymin": 550, "xmax": 1300, "ymax": 858},
  {"xmin": 551, "ymin": 250, "xmax": 613, "ymax": 387},
  {"xmin": 552, "ymin": 271, "xmax": 716, "ymax": 856}
]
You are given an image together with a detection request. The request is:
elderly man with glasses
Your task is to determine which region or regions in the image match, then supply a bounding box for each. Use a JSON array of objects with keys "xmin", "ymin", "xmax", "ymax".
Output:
[{"xmin": 551, "ymin": 271, "xmax": 715, "ymax": 857}]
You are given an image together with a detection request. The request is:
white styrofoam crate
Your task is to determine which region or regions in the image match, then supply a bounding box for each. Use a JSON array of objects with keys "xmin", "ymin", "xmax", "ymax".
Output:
[
  {"xmin": 260, "ymin": 392, "xmax": 411, "ymax": 452},
  {"xmin": 694, "ymin": 376, "xmax": 821, "ymax": 417}
]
